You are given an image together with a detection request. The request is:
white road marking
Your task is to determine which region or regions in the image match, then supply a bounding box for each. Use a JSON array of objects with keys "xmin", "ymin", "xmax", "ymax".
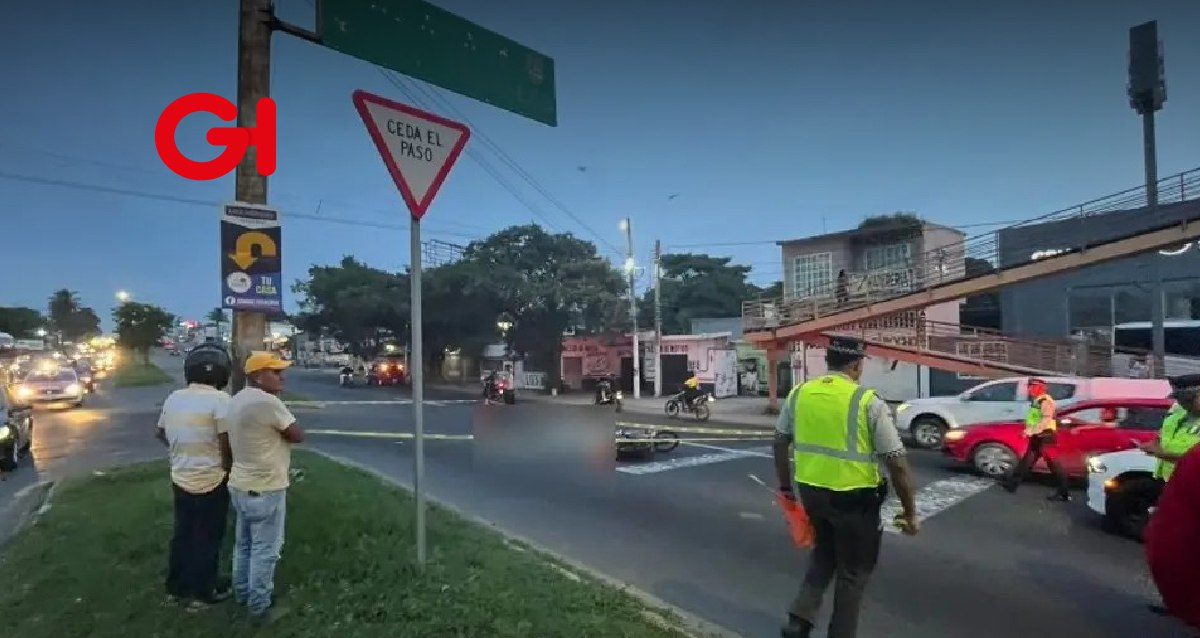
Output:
[
  {"xmin": 616, "ymin": 445, "xmax": 772, "ymax": 475},
  {"xmin": 880, "ymin": 475, "xmax": 995, "ymax": 534}
]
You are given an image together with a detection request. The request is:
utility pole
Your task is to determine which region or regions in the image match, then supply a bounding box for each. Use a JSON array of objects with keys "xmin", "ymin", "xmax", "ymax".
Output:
[
  {"xmin": 653, "ymin": 240, "xmax": 663, "ymax": 397},
  {"xmin": 229, "ymin": 0, "xmax": 273, "ymax": 392},
  {"xmin": 621, "ymin": 218, "xmax": 640, "ymax": 399},
  {"xmin": 1128, "ymin": 20, "xmax": 1168, "ymax": 370}
]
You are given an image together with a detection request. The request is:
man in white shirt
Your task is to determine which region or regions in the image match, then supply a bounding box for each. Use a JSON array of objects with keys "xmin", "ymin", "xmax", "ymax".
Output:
[
  {"xmin": 156, "ymin": 344, "xmax": 234, "ymax": 608},
  {"xmin": 226, "ymin": 351, "xmax": 305, "ymax": 622}
]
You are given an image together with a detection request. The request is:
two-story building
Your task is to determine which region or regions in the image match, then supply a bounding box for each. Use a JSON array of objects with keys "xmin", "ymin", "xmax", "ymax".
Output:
[{"xmin": 774, "ymin": 219, "xmax": 973, "ymax": 396}]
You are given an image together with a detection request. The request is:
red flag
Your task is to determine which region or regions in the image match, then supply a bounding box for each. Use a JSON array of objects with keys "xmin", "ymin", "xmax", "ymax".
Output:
[{"xmin": 776, "ymin": 492, "xmax": 815, "ymax": 548}]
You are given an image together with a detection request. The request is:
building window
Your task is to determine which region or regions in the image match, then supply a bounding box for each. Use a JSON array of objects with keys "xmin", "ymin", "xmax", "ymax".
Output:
[
  {"xmin": 792, "ymin": 252, "xmax": 833, "ymax": 297},
  {"xmin": 863, "ymin": 243, "xmax": 912, "ymax": 271}
]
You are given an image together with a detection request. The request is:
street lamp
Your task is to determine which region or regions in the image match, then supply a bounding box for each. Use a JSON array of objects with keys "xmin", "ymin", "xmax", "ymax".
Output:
[
  {"xmin": 496, "ymin": 313, "xmax": 515, "ymax": 359},
  {"xmin": 620, "ymin": 217, "xmax": 641, "ymax": 400},
  {"xmin": 115, "ymin": 290, "xmax": 131, "ymax": 303}
]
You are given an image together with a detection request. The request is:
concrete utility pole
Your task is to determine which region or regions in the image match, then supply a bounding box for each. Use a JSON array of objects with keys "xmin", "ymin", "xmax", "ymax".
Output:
[
  {"xmin": 653, "ymin": 240, "xmax": 663, "ymax": 397},
  {"xmin": 229, "ymin": 0, "xmax": 273, "ymax": 392},
  {"xmin": 1128, "ymin": 20, "xmax": 1168, "ymax": 369},
  {"xmin": 621, "ymin": 218, "xmax": 640, "ymax": 399}
]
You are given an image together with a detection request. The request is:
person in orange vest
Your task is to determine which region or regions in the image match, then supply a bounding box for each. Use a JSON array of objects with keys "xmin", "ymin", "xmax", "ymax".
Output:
[{"xmin": 1001, "ymin": 378, "xmax": 1070, "ymax": 501}]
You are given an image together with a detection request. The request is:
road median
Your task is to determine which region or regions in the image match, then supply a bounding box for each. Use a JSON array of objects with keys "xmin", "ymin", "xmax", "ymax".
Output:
[
  {"xmin": 111, "ymin": 360, "xmax": 172, "ymax": 387},
  {"xmin": 0, "ymin": 450, "xmax": 713, "ymax": 637}
]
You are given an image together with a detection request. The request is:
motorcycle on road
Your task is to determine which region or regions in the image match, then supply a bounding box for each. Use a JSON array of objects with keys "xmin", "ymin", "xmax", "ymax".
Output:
[
  {"xmin": 594, "ymin": 379, "xmax": 623, "ymax": 412},
  {"xmin": 665, "ymin": 391, "xmax": 713, "ymax": 422}
]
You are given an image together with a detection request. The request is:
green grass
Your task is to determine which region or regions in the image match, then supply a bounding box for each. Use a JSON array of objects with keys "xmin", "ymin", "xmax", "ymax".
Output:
[
  {"xmin": 111, "ymin": 361, "xmax": 172, "ymax": 387},
  {"xmin": 0, "ymin": 450, "xmax": 694, "ymax": 638}
]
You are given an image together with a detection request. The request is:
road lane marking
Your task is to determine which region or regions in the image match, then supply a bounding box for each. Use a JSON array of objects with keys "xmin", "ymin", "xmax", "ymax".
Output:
[
  {"xmin": 616, "ymin": 421, "xmax": 775, "ymax": 436},
  {"xmin": 678, "ymin": 442, "xmax": 773, "ymax": 457},
  {"xmin": 616, "ymin": 445, "xmax": 773, "ymax": 475},
  {"xmin": 306, "ymin": 429, "xmax": 473, "ymax": 440},
  {"xmin": 880, "ymin": 475, "xmax": 995, "ymax": 534},
  {"xmin": 285, "ymin": 399, "xmax": 477, "ymax": 407}
]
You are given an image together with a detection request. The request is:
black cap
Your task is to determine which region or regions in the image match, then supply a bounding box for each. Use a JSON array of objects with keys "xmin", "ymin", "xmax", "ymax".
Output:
[
  {"xmin": 827, "ymin": 336, "xmax": 866, "ymax": 360},
  {"xmin": 1168, "ymin": 374, "xmax": 1200, "ymax": 398}
]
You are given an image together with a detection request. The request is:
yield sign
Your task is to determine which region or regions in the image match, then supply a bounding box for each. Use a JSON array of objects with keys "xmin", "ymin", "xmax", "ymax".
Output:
[{"xmin": 351, "ymin": 90, "xmax": 471, "ymax": 220}]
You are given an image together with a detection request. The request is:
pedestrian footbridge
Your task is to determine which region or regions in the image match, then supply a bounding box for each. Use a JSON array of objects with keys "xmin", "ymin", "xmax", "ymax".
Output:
[{"xmin": 744, "ymin": 168, "xmax": 1200, "ymax": 402}]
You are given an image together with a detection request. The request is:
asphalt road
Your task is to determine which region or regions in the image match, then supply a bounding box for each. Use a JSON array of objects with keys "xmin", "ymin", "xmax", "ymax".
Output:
[
  {"xmin": 282, "ymin": 370, "xmax": 1190, "ymax": 638},
  {"xmin": 3, "ymin": 360, "xmax": 1190, "ymax": 637}
]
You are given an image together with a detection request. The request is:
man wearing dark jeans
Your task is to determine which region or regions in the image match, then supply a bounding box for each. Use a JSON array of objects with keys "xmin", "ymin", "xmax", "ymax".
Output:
[{"xmin": 157, "ymin": 344, "xmax": 235, "ymax": 609}]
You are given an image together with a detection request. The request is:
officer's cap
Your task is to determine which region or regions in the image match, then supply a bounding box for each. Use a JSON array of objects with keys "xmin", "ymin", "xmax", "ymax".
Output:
[
  {"xmin": 826, "ymin": 337, "xmax": 866, "ymax": 360},
  {"xmin": 1168, "ymin": 374, "xmax": 1200, "ymax": 398}
]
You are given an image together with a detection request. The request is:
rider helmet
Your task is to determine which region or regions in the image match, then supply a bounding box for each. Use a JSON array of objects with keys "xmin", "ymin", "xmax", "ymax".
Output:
[{"xmin": 184, "ymin": 343, "xmax": 232, "ymax": 390}]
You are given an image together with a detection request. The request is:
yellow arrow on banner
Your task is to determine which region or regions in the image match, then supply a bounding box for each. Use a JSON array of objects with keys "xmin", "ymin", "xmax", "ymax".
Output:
[{"xmin": 229, "ymin": 230, "xmax": 277, "ymax": 270}]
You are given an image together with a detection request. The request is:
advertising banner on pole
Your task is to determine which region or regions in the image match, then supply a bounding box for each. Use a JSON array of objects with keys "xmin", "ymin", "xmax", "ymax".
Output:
[{"xmin": 221, "ymin": 202, "xmax": 282, "ymax": 313}]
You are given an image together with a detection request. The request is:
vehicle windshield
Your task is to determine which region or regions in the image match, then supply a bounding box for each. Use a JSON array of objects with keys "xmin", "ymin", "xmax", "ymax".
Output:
[{"xmin": 28, "ymin": 370, "xmax": 77, "ymax": 382}]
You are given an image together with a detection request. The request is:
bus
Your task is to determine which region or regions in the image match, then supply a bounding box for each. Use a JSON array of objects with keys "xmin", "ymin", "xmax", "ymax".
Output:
[{"xmin": 1113, "ymin": 320, "xmax": 1200, "ymax": 358}]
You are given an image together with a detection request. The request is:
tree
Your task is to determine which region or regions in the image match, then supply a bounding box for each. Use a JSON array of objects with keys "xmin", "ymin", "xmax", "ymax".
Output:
[
  {"xmin": 291, "ymin": 256, "xmax": 409, "ymax": 358},
  {"xmin": 113, "ymin": 302, "xmax": 175, "ymax": 364},
  {"xmin": 47, "ymin": 289, "xmax": 102, "ymax": 342},
  {"xmin": 636, "ymin": 253, "xmax": 762, "ymax": 335},
  {"xmin": 0, "ymin": 307, "xmax": 45, "ymax": 338},
  {"xmin": 453, "ymin": 224, "xmax": 626, "ymax": 386},
  {"xmin": 205, "ymin": 307, "xmax": 226, "ymax": 324},
  {"xmin": 961, "ymin": 257, "xmax": 1001, "ymax": 329}
]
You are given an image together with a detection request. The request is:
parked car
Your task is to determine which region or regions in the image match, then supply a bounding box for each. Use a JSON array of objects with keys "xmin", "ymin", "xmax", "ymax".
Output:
[
  {"xmin": 0, "ymin": 385, "xmax": 34, "ymax": 471},
  {"xmin": 941, "ymin": 397, "xmax": 1174, "ymax": 480},
  {"xmin": 896, "ymin": 376, "xmax": 1171, "ymax": 449},
  {"xmin": 1085, "ymin": 447, "xmax": 1162, "ymax": 541}
]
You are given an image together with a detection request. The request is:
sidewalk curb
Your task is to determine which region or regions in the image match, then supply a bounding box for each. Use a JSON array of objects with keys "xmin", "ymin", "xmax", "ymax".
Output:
[
  {"xmin": 306, "ymin": 448, "xmax": 744, "ymax": 638},
  {"xmin": 0, "ymin": 480, "xmax": 55, "ymax": 548}
]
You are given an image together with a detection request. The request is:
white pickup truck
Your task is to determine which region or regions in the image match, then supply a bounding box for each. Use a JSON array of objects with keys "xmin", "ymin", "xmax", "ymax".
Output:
[{"xmin": 1084, "ymin": 448, "xmax": 1159, "ymax": 540}]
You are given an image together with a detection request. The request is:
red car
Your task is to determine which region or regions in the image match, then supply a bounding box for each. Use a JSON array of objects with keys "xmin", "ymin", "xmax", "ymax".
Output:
[{"xmin": 942, "ymin": 397, "xmax": 1174, "ymax": 479}]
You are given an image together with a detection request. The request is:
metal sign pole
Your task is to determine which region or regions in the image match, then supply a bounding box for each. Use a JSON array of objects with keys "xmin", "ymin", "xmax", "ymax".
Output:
[{"xmin": 410, "ymin": 215, "xmax": 427, "ymax": 567}]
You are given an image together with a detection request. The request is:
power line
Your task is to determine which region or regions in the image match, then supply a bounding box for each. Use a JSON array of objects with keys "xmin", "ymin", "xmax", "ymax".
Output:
[{"xmin": 0, "ymin": 170, "xmax": 482, "ymax": 239}]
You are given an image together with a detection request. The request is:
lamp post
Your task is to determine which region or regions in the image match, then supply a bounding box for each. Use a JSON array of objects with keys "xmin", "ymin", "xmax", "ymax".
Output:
[{"xmin": 496, "ymin": 313, "xmax": 514, "ymax": 358}]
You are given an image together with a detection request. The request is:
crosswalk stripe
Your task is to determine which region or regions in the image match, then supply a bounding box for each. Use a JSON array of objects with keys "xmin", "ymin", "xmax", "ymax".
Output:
[{"xmin": 880, "ymin": 476, "xmax": 995, "ymax": 534}]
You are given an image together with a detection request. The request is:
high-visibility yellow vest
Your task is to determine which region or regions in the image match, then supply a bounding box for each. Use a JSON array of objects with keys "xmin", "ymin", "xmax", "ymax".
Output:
[
  {"xmin": 1154, "ymin": 407, "xmax": 1200, "ymax": 482},
  {"xmin": 1023, "ymin": 394, "xmax": 1055, "ymax": 435},
  {"xmin": 791, "ymin": 374, "xmax": 881, "ymax": 491}
]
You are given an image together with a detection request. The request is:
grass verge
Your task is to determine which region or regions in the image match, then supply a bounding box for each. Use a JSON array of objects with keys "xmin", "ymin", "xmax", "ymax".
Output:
[
  {"xmin": 111, "ymin": 361, "xmax": 172, "ymax": 387},
  {"xmin": 0, "ymin": 450, "xmax": 695, "ymax": 638}
]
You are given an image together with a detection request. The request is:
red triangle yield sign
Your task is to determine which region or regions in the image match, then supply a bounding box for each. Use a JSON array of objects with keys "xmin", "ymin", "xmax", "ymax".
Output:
[{"xmin": 351, "ymin": 90, "xmax": 472, "ymax": 220}]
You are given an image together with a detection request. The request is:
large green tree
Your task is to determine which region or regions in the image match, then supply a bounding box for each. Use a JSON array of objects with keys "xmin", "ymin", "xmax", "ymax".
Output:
[
  {"xmin": 454, "ymin": 224, "xmax": 626, "ymax": 386},
  {"xmin": 291, "ymin": 256, "xmax": 409, "ymax": 358},
  {"xmin": 113, "ymin": 302, "xmax": 175, "ymax": 363},
  {"xmin": 0, "ymin": 306, "xmax": 46, "ymax": 338},
  {"xmin": 636, "ymin": 253, "xmax": 767, "ymax": 334},
  {"xmin": 47, "ymin": 289, "xmax": 101, "ymax": 342}
]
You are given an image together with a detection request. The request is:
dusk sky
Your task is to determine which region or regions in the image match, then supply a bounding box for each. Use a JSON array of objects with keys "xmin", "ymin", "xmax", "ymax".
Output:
[{"xmin": 2, "ymin": 0, "xmax": 1198, "ymax": 327}]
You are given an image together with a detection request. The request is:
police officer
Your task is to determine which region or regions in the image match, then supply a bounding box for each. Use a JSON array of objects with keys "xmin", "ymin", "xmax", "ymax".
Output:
[
  {"xmin": 1141, "ymin": 374, "xmax": 1200, "ymax": 618},
  {"xmin": 1001, "ymin": 378, "xmax": 1070, "ymax": 501},
  {"xmin": 773, "ymin": 336, "xmax": 918, "ymax": 638}
]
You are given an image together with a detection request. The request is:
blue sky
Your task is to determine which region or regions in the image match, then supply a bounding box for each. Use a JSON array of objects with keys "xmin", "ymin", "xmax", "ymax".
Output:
[{"xmin": 2, "ymin": 0, "xmax": 1198, "ymax": 327}]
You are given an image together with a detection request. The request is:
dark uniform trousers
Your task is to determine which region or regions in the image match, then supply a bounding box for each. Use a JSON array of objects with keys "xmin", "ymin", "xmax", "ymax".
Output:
[
  {"xmin": 789, "ymin": 482, "xmax": 885, "ymax": 638},
  {"xmin": 166, "ymin": 481, "xmax": 229, "ymax": 599}
]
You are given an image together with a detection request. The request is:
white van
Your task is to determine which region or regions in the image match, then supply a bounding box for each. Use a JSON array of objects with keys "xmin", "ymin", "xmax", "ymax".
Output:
[{"xmin": 895, "ymin": 376, "xmax": 1171, "ymax": 448}]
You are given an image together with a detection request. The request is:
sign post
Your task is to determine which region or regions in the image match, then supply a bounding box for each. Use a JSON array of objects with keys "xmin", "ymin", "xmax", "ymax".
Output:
[{"xmin": 351, "ymin": 89, "xmax": 470, "ymax": 567}]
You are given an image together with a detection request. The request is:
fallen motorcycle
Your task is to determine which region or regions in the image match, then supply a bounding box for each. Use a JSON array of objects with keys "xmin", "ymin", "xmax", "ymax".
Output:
[{"xmin": 614, "ymin": 425, "xmax": 679, "ymax": 459}]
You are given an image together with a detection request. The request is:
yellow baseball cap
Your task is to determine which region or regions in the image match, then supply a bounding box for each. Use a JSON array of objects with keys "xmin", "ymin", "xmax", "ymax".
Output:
[{"xmin": 244, "ymin": 351, "xmax": 292, "ymax": 375}]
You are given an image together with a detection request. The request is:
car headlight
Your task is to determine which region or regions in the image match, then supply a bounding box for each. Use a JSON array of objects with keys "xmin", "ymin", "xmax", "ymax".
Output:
[
  {"xmin": 16, "ymin": 385, "xmax": 32, "ymax": 398},
  {"xmin": 1086, "ymin": 456, "xmax": 1107, "ymax": 474},
  {"xmin": 0, "ymin": 425, "xmax": 10, "ymax": 439},
  {"xmin": 896, "ymin": 403, "xmax": 910, "ymax": 412},
  {"xmin": 614, "ymin": 391, "xmax": 623, "ymax": 400},
  {"xmin": 65, "ymin": 383, "xmax": 81, "ymax": 395},
  {"xmin": 943, "ymin": 429, "xmax": 966, "ymax": 442}
]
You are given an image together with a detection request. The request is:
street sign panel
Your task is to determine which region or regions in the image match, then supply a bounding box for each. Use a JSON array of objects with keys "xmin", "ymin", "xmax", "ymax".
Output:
[
  {"xmin": 319, "ymin": 0, "xmax": 557, "ymax": 126},
  {"xmin": 352, "ymin": 90, "xmax": 470, "ymax": 219},
  {"xmin": 221, "ymin": 202, "xmax": 283, "ymax": 313}
]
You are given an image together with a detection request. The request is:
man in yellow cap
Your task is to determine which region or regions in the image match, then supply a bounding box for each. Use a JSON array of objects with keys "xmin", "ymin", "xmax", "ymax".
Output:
[
  {"xmin": 773, "ymin": 336, "xmax": 918, "ymax": 638},
  {"xmin": 225, "ymin": 351, "xmax": 305, "ymax": 623}
]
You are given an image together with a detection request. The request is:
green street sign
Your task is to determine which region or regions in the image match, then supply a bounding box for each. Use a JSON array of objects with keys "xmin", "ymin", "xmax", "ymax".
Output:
[{"xmin": 318, "ymin": 0, "xmax": 557, "ymax": 127}]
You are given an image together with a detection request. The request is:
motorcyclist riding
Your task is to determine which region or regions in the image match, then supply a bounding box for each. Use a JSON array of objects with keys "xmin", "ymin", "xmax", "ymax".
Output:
[
  {"xmin": 339, "ymin": 365, "xmax": 354, "ymax": 386},
  {"xmin": 681, "ymin": 374, "xmax": 702, "ymax": 410},
  {"xmin": 483, "ymin": 370, "xmax": 499, "ymax": 404}
]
